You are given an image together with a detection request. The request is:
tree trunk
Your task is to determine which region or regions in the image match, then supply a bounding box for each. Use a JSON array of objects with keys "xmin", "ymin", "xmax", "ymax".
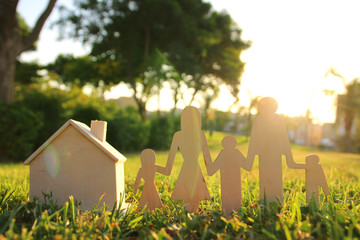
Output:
[
  {"xmin": 0, "ymin": 35, "xmax": 20, "ymax": 102},
  {"xmin": 171, "ymin": 80, "xmax": 181, "ymax": 114},
  {"xmin": 129, "ymin": 80, "xmax": 147, "ymax": 121},
  {"xmin": 188, "ymin": 88, "xmax": 199, "ymax": 106},
  {"xmin": 131, "ymin": 92, "xmax": 148, "ymax": 121},
  {"xmin": 0, "ymin": 0, "xmax": 57, "ymax": 103},
  {"xmin": 0, "ymin": 48, "xmax": 18, "ymax": 102},
  {"xmin": 138, "ymin": 101, "xmax": 147, "ymax": 121},
  {"xmin": 344, "ymin": 111, "xmax": 354, "ymax": 152},
  {"xmin": 0, "ymin": 1, "xmax": 19, "ymax": 103}
]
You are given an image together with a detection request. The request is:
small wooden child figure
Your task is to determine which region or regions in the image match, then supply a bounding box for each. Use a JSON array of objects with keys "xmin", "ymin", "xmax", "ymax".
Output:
[
  {"xmin": 205, "ymin": 136, "xmax": 247, "ymax": 217},
  {"xmin": 133, "ymin": 149, "xmax": 167, "ymax": 211},
  {"xmin": 304, "ymin": 154, "xmax": 330, "ymax": 204}
]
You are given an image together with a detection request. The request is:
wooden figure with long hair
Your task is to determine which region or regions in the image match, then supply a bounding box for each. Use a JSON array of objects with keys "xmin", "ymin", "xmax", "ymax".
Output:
[{"xmin": 164, "ymin": 106, "xmax": 212, "ymax": 212}]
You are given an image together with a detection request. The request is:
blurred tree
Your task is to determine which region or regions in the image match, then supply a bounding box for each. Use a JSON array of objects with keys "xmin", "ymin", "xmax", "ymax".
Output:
[
  {"xmin": 0, "ymin": 101, "xmax": 42, "ymax": 161},
  {"xmin": 213, "ymin": 110, "xmax": 231, "ymax": 131},
  {"xmin": 14, "ymin": 60, "xmax": 42, "ymax": 85},
  {"xmin": 106, "ymin": 106, "xmax": 150, "ymax": 151},
  {"xmin": 46, "ymin": 54, "xmax": 110, "ymax": 97},
  {"xmin": 0, "ymin": 0, "xmax": 57, "ymax": 103},
  {"xmin": 202, "ymin": 89, "xmax": 219, "ymax": 135},
  {"xmin": 246, "ymin": 92, "xmax": 261, "ymax": 136},
  {"xmin": 326, "ymin": 67, "xmax": 360, "ymax": 152},
  {"xmin": 55, "ymin": 0, "xmax": 250, "ymax": 120},
  {"xmin": 17, "ymin": 86, "xmax": 66, "ymax": 149},
  {"xmin": 47, "ymin": 54, "xmax": 100, "ymax": 87},
  {"xmin": 147, "ymin": 114, "xmax": 175, "ymax": 149},
  {"xmin": 336, "ymin": 81, "xmax": 360, "ymax": 152}
]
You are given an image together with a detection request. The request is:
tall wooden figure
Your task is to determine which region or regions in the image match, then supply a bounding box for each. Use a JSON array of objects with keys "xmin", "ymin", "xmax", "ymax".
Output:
[
  {"xmin": 164, "ymin": 106, "xmax": 211, "ymax": 212},
  {"xmin": 205, "ymin": 136, "xmax": 247, "ymax": 217},
  {"xmin": 304, "ymin": 154, "xmax": 330, "ymax": 204},
  {"xmin": 245, "ymin": 97, "xmax": 305, "ymax": 203},
  {"xmin": 133, "ymin": 149, "xmax": 167, "ymax": 211}
]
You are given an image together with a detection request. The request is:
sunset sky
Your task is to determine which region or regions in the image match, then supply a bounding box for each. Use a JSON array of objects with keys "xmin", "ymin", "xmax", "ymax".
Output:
[{"xmin": 18, "ymin": 0, "xmax": 360, "ymax": 123}]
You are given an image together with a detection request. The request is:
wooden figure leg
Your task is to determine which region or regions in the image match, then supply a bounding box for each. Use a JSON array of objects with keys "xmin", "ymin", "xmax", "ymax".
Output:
[
  {"xmin": 259, "ymin": 158, "xmax": 283, "ymax": 203},
  {"xmin": 221, "ymin": 182, "xmax": 241, "ymax": 217},
  {"xmin": 184, "ymin": 200, "xmax": 199, "ymax": 213},
  {"xmin": 306, "ymin": 189, "xmax": 319, "ymax": 205},
  {"xmin": 222, "ymin": 198, "xmax": 240, "ymax": 218}
]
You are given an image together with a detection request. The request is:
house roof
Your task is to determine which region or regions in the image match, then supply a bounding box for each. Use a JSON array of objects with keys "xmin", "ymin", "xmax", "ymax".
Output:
[{"xmin": 24, "ymin": 119, "xmax": 126, "ymax": 165}]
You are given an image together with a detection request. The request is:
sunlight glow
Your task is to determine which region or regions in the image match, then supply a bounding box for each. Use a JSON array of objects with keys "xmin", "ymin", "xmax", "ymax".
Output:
[
  {"xmin": 43, "ymin": 145, "xmax": 60, "ymax": 179},
  {"xmin": 18, "ymin": 0, "xmax": 360, "ymax": 124}
]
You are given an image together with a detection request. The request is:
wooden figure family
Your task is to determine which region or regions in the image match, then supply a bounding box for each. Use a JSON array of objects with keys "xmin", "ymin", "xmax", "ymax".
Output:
[{"xmin": 134, "ymin": 97, "xmax": 329, "ymax": 216}]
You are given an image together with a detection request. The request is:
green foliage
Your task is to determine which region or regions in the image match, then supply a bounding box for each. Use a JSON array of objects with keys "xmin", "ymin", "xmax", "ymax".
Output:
[
  {"xmin": 213, "ymin": 110, "xmax": 232, "ymax": 132},
  {"xmin": 72, "ymin": 106, "xmax": 101, "ymax": 124},
  {"xmin": 14, "ymin": 60, "xmax": 42, "ymax": 85},
  {"xmin": 17, "ymin": 14, "xmax": 31, "ymax": 39},
  {"xmin": 8, "ymin": 82, "xmax": 187, "ymax": 161},
  {"xmin": 16, "ymin": 13, "xmax": 36, "ymax": 51},
  {"xmin": 106, "ymin": 106, "xmax": 150, "ymax": 152},
  {"xmin": 55, "ymin": 0, "xmax": 250, "ymax": 119},
  {"xmin": 46, "ymin": 54, "xmax": 102, "ymax": 87},
  {"xmin": 202, "ymin": 110, "xmax": 232, "ymax": 132},
  {"xmin": 335, "ymin": 80, "xmax": 360, "ymax": 152},
  {"xmin": 147, "ymin": 114, "xmax": 180, "ymax": 150},
  {"xmin": 0, "ymin": 102, "xmax": 42, "ymax": 160},
  {"xmin": 1, "ymin": 144, "xmax": 360, "ymax": 238},
  {"xmin": 16, "ymin": 86, "xmax": 68, "ymax": 150}
]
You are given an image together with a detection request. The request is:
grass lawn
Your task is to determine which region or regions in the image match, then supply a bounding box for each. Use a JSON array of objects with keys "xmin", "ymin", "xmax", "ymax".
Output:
[{"xmin": 1, "ymin": 131, "xmax": 360, "ymax": 239}]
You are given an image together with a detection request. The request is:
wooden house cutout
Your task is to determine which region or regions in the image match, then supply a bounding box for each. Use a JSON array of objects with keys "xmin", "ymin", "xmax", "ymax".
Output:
[{"xmin": 24, "ymin": 119, "xmax": 127, "ymax": 210}]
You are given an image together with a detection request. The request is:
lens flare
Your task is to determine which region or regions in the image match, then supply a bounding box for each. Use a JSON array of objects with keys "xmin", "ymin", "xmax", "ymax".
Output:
[{"xmin": 44, "ymin": 145, "xmax": 61, "ymax": 179}]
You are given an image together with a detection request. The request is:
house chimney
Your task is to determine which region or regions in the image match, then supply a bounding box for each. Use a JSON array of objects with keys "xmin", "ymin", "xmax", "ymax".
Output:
[{"xmin": 90, "ymin": 120, "xmax": 107, "ymax": 142}]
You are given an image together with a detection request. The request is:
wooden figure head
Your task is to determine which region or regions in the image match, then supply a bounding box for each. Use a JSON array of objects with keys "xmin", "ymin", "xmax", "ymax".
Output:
[
  {"xmin": 306, "ymin": 154, "xmax": 320, "ymax": 165},
  {"xmin": 257, "ymin": 97, "xmax": 278, "ymax": 116},
  {"xmin": 141, "ymin": 149, "xmax": 156, "ymax": 168},
  {"xmin": 221, "ymin": 136, "xmax": 237, "ymax": 149},
  {"xmin": 181, "ymin": 106, "xmax": 201, "ymax": 132}
]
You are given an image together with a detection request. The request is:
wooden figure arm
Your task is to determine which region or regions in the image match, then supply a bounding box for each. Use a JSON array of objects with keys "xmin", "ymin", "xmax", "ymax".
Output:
[
  {"xmin": 164, "ymin": 132, "xmax": 180, "ymax": 176},
  {"xmin": 237, "ymin": 150, "xmax": 248, "ymax": 170},
  {"xmin": 244, "ymin": 150, "xmax": 255, "ymax": 171},
  {"xmin": 133, "ymin": 169, "xmax": 142, "ymax": 194},
  {"xmin": 285, "ymin": 153, "xmax": 306, "ymax": 169},
  {"xmin": 155, "ymin": 165, "xmax": 168, "ymax": 175},
  {"xmin": 244, "ymin": 122, "xmax": 259, "ymax": 171},
  {"xmin": 206, "ymin": 151, "xmax": 222, "ymax": 176},
  {"xmin": 319, "ymin": 166, "xmax": 330, "ymax": 195},
  {"xmin": 201, "ymin": 132, "xmax": 212, "ymax": 167}
]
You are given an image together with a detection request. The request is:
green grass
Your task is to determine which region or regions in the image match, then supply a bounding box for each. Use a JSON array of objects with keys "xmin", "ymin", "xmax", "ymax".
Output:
[{"xmin": 1, "ymin": 131, "xmax": 360, "ymax": 239}]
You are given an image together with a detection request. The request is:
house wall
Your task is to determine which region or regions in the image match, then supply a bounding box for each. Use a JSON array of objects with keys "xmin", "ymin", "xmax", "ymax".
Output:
[
  {"xmin": 29, "ymin": 126, "xmax": 120, "ymax": 210},
  {"xmin": 115, "ymin": 162, "xmax": 125, "ymax": 208}
]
